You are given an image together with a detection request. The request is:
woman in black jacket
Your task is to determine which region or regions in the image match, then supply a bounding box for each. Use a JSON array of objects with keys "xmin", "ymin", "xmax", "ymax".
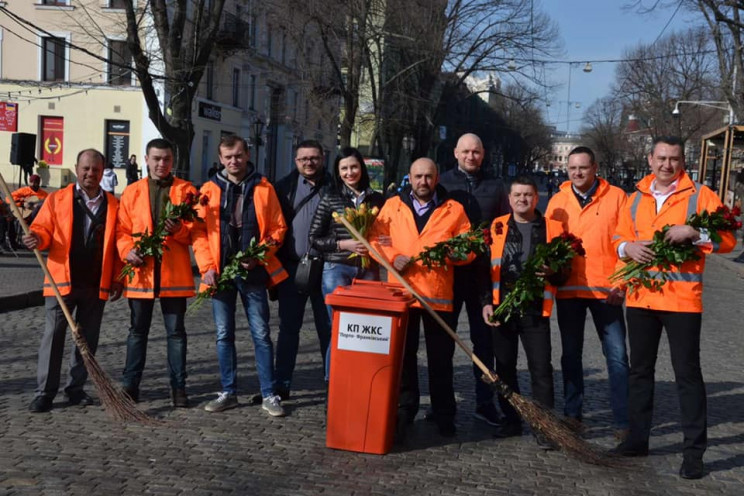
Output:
[{"xmin": 309, "ymin": 147, "xmax": 385, "ymax": 306}]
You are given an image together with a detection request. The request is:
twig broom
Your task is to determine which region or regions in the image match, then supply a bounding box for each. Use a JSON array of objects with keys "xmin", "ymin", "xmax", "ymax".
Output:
[
  {"xmin": 339, "ymin": 216, "xmax": 616, "ymax": 466},
  {"xmin": 0, "ymin": 173, "xmax": 156, "ymax": 424}
]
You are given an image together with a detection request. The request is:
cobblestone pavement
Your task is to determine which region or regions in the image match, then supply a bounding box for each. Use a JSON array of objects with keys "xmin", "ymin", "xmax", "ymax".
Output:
[{"xmin": 0, "ymin": 256, "xmax": 742, "ymax": 495}]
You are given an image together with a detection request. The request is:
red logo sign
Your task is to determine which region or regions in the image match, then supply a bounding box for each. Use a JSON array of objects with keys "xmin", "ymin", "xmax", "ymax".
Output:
[{"xmin": 0, "ymin": 102, "xmax": 19, "ymax": 132}]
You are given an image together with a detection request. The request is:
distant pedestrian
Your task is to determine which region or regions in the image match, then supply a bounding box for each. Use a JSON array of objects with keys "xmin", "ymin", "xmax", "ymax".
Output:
[
  {"xmin": 23, "ymin": 149, "xmax": 123, "ymax": 413},
  {"xmin": 125, "ymin": 154, "xmax": 140, "ymax": 185},
  {"xmin": 101, "ymin": 162, "xmax": 118, "ymax": 195},
  {"xmin": 207, "ymin": 162, "xmax": 221, "ymax": 178}
]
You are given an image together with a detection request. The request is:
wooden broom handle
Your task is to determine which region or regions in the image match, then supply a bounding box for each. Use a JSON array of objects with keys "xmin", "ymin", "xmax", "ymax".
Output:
[
  {"xmin": 0, "ymin": 173, "xmax": 79, "ymax": 335},
  {"xmin": 339, "ymin": 216, "xmax": 498, "ymax": 383}
]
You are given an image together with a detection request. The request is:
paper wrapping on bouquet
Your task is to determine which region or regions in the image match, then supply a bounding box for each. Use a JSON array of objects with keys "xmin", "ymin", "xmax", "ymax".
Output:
[{"xmin": 325, "ymin": 279, "xmax": 414, "ymax": 455}]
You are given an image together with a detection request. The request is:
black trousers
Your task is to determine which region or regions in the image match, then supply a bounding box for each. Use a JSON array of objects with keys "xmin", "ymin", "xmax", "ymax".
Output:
[
  {"xmin": 398, "ymin": 308, "xmax": 456, "ymax": 423},
  {"xmin": 626, "ymin": 307, "xmax": 706, "ymax": 457},
  {"xmin": 492, "ymin": 315, "xmax": 554, "ymax": 424}
]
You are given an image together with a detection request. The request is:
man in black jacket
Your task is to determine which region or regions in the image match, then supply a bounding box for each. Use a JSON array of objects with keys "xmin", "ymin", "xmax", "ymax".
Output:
[
  {"xmin": 273, "ymin": 140, "xmax": 333, "ymax": 400},
  {"xmin": 439, "ymin": 133, "xmax": 510, "ymax": 427}
]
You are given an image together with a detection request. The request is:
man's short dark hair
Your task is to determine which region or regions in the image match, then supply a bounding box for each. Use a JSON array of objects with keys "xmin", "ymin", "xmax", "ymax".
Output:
[
  {"xmin": 568, "ymin": 146, "xmax": 596, "ymax": 164},
  {"xmin": 76, "ymin": 148, "xmax": 105, "ymax": 167},
  {"xmin": 651, "ymin": 136, "xmax": 685, "ymax": 154},
  {"xmin": 295, "ymin": 139, "xmax": 324, "ymax": 156},
  {"xmin": 509, "ymin": 175, "xmax": 538, "ymax": 194},
  {"xmin": 219, "ymin": 135, "xmax": 249, "ymax": 154},
  {"xmin": 146, "ymin": 138, "xmax": 174, "ymax": 155}
]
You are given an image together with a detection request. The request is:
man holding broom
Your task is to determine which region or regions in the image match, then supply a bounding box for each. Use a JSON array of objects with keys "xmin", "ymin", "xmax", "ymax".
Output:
[
  {"xmin": 23, "ymin": 149, "xmax": 123, "ymax": 413},
  {"xmin": 369, "ymin": 158, "xmax": 472, "ymax": 438}
]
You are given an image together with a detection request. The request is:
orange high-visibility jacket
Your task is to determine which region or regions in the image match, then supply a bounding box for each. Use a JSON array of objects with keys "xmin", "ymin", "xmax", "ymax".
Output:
[
  {"xmin": 8, "ymin": 186, "xmax": 49, "ymax": 206},
  {"xmin": 545, "ymin": 177, "xmax": 627, "ymax": 299},
  {"xmin": 192, "ymin": 178, "xmax": 288, "ymax": 291},
  {"xmin": 368, "ymin": 194, "xmax": 473, "ymax": 312},
  {"xmin": 612, "ymin": 172, "xmax": 735, "ymax": 312},
  {"xmin": 30, "ymin": 184, "xmax": 121, "ymax": 300},
  {"xmin": 116, "ymin": 177, "xmax": 204, "ymax": 298},
  {"xmin": 488, "ymin": 213, "xmax": 564, "ymax": 317}
]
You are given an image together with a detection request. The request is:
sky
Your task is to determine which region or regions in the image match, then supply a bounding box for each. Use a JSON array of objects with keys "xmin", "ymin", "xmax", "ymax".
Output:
[{"xmin": 535, "ymin": 0, "xmax": 702, "ymax": 133}]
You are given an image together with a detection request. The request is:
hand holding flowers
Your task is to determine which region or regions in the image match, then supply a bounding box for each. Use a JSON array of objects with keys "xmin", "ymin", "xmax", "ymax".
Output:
[
  {"xmin": 332, "ymin": 203, "xmax": 380, "ymax": 268},
  {"xmin": 409, "ymin": 224, "xmax": 493, "ymax": 270}
]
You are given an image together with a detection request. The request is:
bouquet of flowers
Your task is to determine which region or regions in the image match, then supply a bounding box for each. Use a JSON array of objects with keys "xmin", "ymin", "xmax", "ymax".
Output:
[
  {"xmin": 409, "ymin": 224, "xmax": 492, "ymax": 270},
  {"xmin": 332, "ymin": 203, "xmax": 380, "ymax": 268},
  {"xmin": 489, "ymin": 232, "xmax": 585, "ymax": 325},
  {"xmin": 119, "ymin": 191, "xmax": 208, "ymax": 282},
  {"xmin": 187, "ymin": 237, "xmax": 280, "ymax": 314},
  {"xmin": 610, "ymin": 205, "xmax": 741, "ymax": 293}
]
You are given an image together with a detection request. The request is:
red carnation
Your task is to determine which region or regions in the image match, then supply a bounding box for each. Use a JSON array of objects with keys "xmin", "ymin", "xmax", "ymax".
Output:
[
  {"xmin": 199, "ymin": 194, "xmax": 210, "ymax": 206},
  {"xmin": 494, "ymin": 221, "xmax": 504, "ymax": 235},
  {"xmin": 732, "ymin": 206, "xmax": 742, "ymax": 217},
  {"xmin": 482, "ymin": 228, "xmax": 493, "ymax": 246},
  {"xmin": 185, "ymin": 192, "xmax": 195, "ymax": 205}
]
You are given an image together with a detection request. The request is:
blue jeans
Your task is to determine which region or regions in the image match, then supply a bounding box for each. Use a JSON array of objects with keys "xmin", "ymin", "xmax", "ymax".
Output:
[
  {"xmin": 557, "ymin": 298, "xmax": 629, "ymax": 429},
  {"xmin": 122, "ymin": 297, "xmax": 187, "ymax": 390},
  {"xmin": 321, "ymin": 261, "xmax": 379, "ymax": 378},
  {"xmin": 211, "ymin": 279, "xmax": 275, "ymax": 398},
  {"xmin": 275, "ymin": 260, "xmax": 332, "ymax": 390}
]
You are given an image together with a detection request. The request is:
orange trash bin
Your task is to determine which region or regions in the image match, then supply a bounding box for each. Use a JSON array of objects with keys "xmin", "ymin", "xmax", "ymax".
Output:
[{"xmin": 325, "ymin": 279, "xmax": 415, "ymax": 454}]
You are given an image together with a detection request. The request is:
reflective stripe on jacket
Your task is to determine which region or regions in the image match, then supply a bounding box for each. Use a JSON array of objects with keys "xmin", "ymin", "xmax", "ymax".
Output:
[
  {"xmin": 368, "ymin": 195, "xmax": 472, "ymax": 312},
  {"xmin": 489, "ymin": 213, "xmax": 564, "ymax": 317},
  {"xmin": 30, "ymin": 184, "xmax": 120, "ymax": 300},
  {"xmin": 193, "ymin": 178, "xmax": 288, "ymax": 291},
  {"xmin": 612, "ymin": 172, "xmax": 735, "ymax": 312},
  {"xmin": 116, "ymin": 177, "xmax": 203, "ymax": 298},
  {"xmin": 546, "ymin": 178, "xmax": 627, "ymax": 299}
]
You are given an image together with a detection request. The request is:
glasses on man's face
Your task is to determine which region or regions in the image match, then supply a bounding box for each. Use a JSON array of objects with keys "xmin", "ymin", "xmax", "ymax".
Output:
[{"xmin": 296, "ymin": 156, "xmax": 321, "ymax": 164}]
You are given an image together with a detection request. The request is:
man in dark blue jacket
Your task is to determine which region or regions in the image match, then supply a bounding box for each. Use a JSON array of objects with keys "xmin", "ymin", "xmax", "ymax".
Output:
[
  {"xmin": 439, "ymin": 133, "xmax": 510, "ymax": 427},
  {"xmin": 273, "ymin": 140, "xmax": 333, "ymax": 400}
]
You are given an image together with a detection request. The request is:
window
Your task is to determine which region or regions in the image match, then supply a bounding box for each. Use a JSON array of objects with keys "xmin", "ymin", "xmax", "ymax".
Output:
[
  {"xmin": 267, "ymin": 25, "xmax": 273, "ymax": 57},
  {"xmin": 42, "ymin": 36, "xmax": 65, "ymax": 81},
  {"xmin": 232, "ymin": 68, "xmax": 240, "ymax": 107},
  {"xmin": 107, "ymin": 39, "xmax": 132, "ymax": 86},
  {"xmin": 206, "ymin": 62, "xmax": 214, "ymax": 100},
  {"xmin": 108, "ymin": 0, "xmax": 126, "ymax": 8},
  {"xmin": 41, "ymin": 0, "xmax": 69, "ymax": 5},
  {"xmin": 249, "ymin": 74, "xmax": 256, "ymax": 110},
  {"xmin": 281, "ymin": 32, "xmax": 287, "ymax": 65}
]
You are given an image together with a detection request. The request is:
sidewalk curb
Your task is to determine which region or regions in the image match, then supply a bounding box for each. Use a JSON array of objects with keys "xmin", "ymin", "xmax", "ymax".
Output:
[{"xmin": 0, "ymin": 290, "xmax": 44, "ymax": 313}]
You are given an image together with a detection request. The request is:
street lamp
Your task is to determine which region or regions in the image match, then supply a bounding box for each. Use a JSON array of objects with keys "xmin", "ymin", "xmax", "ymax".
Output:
[
  {"xmin": 672, "ymin": 100, "xmax": 735, "ymax": 125},
  {"xmin": 566, "ymin": 62, "xmax": 592, "ymax": 134},
  {"xmin": 252, "ymin": 117, "xmax": 264, "ymax": 168}
]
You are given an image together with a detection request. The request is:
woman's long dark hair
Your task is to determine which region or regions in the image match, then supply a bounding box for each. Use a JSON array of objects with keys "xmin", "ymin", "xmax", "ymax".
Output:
[{"xmin": 333, "ymin": 147, "xmax": 370, "ymax": 192}]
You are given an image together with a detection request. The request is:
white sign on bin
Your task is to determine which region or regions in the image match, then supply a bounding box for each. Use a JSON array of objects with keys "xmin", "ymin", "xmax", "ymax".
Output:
[{"xmin": 337, "ymin": 311, "xmax": 393, "ymax": 355}]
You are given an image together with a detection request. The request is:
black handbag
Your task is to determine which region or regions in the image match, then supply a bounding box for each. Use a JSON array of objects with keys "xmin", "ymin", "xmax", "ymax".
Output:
[{"xmin": 294, "ymin": 252, "xmax": 323, "ymax": 295}]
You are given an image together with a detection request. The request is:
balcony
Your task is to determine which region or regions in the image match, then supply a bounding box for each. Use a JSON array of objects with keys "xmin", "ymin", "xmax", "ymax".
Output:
[{"xmin": 215, "ymin": 13, "xmax": 252, "ymax": 51}]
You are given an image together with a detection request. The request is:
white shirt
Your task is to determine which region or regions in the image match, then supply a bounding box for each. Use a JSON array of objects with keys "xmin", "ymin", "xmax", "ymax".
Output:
[{"xmin": 75, "ymin": 184, "xmax": 104, "ymax": 235}]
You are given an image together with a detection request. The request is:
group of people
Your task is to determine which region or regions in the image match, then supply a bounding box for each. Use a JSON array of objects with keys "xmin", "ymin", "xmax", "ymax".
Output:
[
  {"xmin": 22, "ymin": 132, "xmax": 733, "ymax": 480},
  {"xmin": 1, "ymin": 173, "xmax": 48, "ymax": 251}
]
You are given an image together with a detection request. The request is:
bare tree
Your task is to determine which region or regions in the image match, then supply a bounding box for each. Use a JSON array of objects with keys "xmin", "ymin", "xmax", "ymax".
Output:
[{"xmin": 581, "ymin": 96, "xmax": 627, "ymax": 178}]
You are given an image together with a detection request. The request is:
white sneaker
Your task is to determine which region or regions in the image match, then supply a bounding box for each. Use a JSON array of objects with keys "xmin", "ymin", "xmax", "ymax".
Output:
[
  {"xmin": 204, "ymin": 392, "xmax": 238, "ymax": 413},
  {"xmin": 261, "ymin": 394, "xmax": 286, "ymax": 417}
]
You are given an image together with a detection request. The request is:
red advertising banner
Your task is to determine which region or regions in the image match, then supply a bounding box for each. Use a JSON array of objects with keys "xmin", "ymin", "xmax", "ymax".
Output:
[
  {"xmin": 41, "ymin": 116, "xmax": 64, "ymax": 165},
  {"xmin": 0, "ymin": 102, "xmax": 19, "ymax": 132}
]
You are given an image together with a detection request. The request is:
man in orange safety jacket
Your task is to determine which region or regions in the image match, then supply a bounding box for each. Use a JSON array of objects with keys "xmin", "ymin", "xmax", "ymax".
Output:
[
  {"xmin": 369, "ymin": 157, "xmax": 472, "ymax": 439},
  {"xmin": 481, "ymin": 176, "xmax": 566, "ymax": 449},
  {"xmin": 611, "ymin": 136, "xmax": 736, "ymax": 480},
  {"xmin": 192, "ymin": 135, "xmax": 288, "ymax": 417},
  {"xmin": 23, "ymin": 149, "xmax": 123, "ymax": 413},
  {"xmin": 545, "ymin": 146, "xmax": 629, "ymax": 440},
  {"xmin": 116, "ymin": 138, "xmax": 205, "ymax": 408}
]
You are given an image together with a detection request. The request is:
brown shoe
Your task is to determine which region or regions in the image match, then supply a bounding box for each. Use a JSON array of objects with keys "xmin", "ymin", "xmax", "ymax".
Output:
[{"xmin": 172, "ymin": 388, "xmax": 189, "ymax": 408}]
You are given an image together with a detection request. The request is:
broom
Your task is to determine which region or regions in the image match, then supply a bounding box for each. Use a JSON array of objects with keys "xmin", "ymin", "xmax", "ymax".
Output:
[
  {"xmin": 0, "ymin": 173, "xmax": 156, "ymax": 424},
  {"xmin": 339, "ymin": 216, "xmax": 617, "ymax": 466}
]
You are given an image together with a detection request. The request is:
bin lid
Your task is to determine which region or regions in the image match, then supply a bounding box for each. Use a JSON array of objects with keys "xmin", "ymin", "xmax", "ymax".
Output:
[{"xmin": 326, "ymin": 280, "xmax": 415, "ymax": 313}]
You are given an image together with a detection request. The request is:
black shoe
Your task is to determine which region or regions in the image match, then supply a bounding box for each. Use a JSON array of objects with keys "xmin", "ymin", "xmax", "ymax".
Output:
[
  {"xmin": 424, "ymin": 408, "xmax": 436, "ymax": 423},
  {"xmin": 437, "ymin": 419, "xmax": 456, "ymax": 438},
  {"xmin": 172, "ymin": 388, "xmax": 189, "ymax": 408},
  {"xmin": 493, "ymin": 422, "xmax": 523, "ymax": 439},
  {"xmin": 679, "ymin": 456, "xmax": 704, "ymax": 480},
  {"xmin": 121, "ymin": 386, "xmax": 139, "ymax": 403},
  {"xmin": 66, "ymin": 391, "xmax": 94, "ymax": 406},
  {"xmin": 610, "ymin": 439, "xmax": 649, "ymax": 457},
  {"xmin": 276, "ymin": 387, "xmax": 290, "ymax": 401},
  {"xmin": 29, "ymin": 396, "xmax": 53, "ymax": 413},
  {"xmin": 534, "ymin": 432, "xmax": 556, "ymax": 451},
  {"xmin": 395, "ymin": 411, "xmax": 410, "ymax": 444},
  {"xmin": 474, "ymin": 403, "xmax": 502, "ymax": 427}
]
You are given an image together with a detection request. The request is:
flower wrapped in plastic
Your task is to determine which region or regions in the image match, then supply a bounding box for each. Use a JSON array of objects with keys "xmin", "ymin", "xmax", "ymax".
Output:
[
  {"xmin": 119, "ymin": 192, "xmax": 208, "ymax": 282},
  {"xmin": 610, "ymin": 205, "xmax": 741, "ymax": 293},
  {"xmin": 332, "ymin": 203, "xmax": 380, "ymax": 268},
  {"xmin": 489, "ymin": 232, "xmax": 585, "ymax": 325}
]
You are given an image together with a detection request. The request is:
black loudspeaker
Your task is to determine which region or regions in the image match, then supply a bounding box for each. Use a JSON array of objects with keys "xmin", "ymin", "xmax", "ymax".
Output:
[{"xmin": 10, "ymin": 133, "xmax": 36, "ymax": 168}]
